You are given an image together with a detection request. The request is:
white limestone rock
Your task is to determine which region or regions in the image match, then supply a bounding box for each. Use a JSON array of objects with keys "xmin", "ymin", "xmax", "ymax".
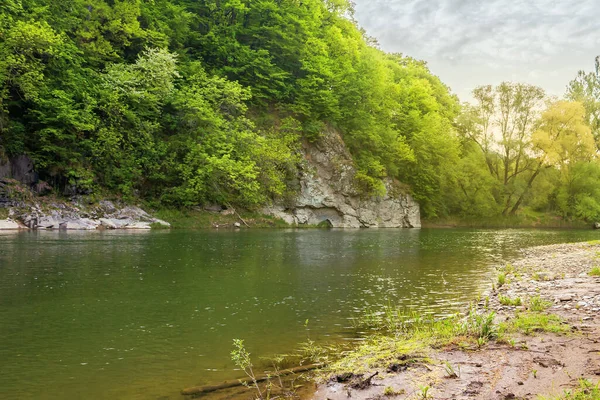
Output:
[
  {"xmin": 0, "ymin": 219, "xmax": 21, "ymax": 230},
  {"xmin": 263, "ymin": 128, "xmax": 421, "ymax": 228}
]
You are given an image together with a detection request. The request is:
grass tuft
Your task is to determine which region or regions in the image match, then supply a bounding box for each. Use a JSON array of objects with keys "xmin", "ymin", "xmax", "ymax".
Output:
[
  {"xmin": 499, "ymin": 295, "xmax": 522, "ymax": 306},
  {"xmin": 537, "ymin": 379, "xmax": 600, "ymax": 399},
  {"xmin": 328, "ymin": 309, "xmax": 497, "ymax": 377},
  {"xmin": 500, "ymin": 312, "xmax": 570, "ymax": 336},
  {"xmin": 528, "ymin": 295, "xmax": 552, "ymax": 312},
  {"xmin": 497, "ymin": 272, "xmax": 507, "ymax": 287},
  {"xmin": 153, "ymin": 208, "xmax": 290, "ymax": 229},
  {"xmin": 588, "ymin": 266, "xmax": 600, "ymax": 277}
]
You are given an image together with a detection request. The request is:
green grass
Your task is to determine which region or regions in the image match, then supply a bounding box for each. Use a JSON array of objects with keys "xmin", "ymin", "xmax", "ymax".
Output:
[
  {"xmin": 500, "ymin": 312, "xmax": 570, "ymax": 336},
  {"xmin": 538, "ymin": 379, "xmax": 600, "ymax": 399},
  {"xmin": 497, "ymin": 272, "xmax": 507, "ymax": 287},
  {"xmin": 528, "ymin": 295, "xmax": 552, "ymax": 312},
  {"xmin": 0, "ymin": 208, "xmax": 8, "ymax": 219},
  {"xmin": 149, "ymin": 222, "xmax": 170, "ymax": 230},
  {"xmin": 588, "ymin": 266, "xmax": 600, "ymax": 276},
  {"xmin": 326, "ymin": 309, "xmax": 497, "ymax": 376},
  {"xmin": 498, "ymin": 295, "xmax": 522, "ymax": 306},
  {"xmin": 503, "ymin": 264, "xmax": 515, "ymax": 274},
  {"xmin": 422, "ymin": 211, "xmax": 589, "ymax": 229},
  {"xmin": 152, "ymin": 208, "xmax": 291, "ymax": 229},
  {"xmin": 383, "ymin": 386, "xmax": 405, "ymax": 396}
]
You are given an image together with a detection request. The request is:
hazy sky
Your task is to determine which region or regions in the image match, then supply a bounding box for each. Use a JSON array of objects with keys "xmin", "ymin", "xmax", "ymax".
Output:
[{"xmin": 351, "ymin": 0, "xmax": 600, "ymax": 101}]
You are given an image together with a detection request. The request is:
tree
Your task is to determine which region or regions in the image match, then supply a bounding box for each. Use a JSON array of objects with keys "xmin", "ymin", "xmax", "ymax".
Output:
[
  {"xmin": 566, "ymin": 57, "xmax": 600, "ymax": 150},
  {"xmin": 458, "ymin": 82, "xmax": 546, "ymax": 215},
  {"xmin": 532, "ymin": 101, "xmax": 597, "ymax": 220}
]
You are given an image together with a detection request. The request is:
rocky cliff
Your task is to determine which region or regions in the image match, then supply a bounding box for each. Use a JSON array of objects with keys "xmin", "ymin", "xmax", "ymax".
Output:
[
  {"xmin": 0, "ymin": 129, "xmax": 421, "ymax": 230},
  {"xmin": 263, "ymin": 129, "xmax": 421, "ymax": 228}
]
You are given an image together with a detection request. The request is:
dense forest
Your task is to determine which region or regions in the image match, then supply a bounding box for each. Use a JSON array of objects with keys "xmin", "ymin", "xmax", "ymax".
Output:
[{"xmin": 1, "ymin": 0, "xmax": 600, "ymax": 221}]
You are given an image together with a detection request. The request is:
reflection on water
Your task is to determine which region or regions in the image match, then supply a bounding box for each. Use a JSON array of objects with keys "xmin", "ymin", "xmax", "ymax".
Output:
[{"xmin": 0, "ymin": 228, "xmax": 598, "ymax": 399}]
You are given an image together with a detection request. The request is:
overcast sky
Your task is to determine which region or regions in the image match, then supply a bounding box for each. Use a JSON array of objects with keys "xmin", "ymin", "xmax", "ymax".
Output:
[{"xmin": 351, "ymin": 0, "xmax": 600, "ymax": 101}]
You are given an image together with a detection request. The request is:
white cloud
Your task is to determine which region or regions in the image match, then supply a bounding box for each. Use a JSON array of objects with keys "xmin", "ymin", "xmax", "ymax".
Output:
[{"xmin": 352, "ymin": 0, "xmax": 600, "ymax": 100}]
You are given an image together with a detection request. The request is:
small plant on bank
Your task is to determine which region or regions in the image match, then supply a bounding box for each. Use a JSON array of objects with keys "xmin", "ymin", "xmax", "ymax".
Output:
[
  {"xmin": 504, "ymin": 264, "xmax": 515, "ymax": 274},
  {"xmin": 231, "ymin": 339, "xmax": 263, "ymax": 399},
  {"xmin": 588, "ymin": 266, "xmax": 600, "ymax": 276},
  {"xmin": 383, "ymin": 386, "xmax": 405, "ymax": 396},
  {"xmin": 500, "ymin": 312, "xmax": 569, "ymax": 336},
  {"xmin": 528, "ymin": 295, "xmax": 552, "ymax": 312},
  {"xmin": 444, "ymin": 361, "xmax": 460, "ymax": 378},
  {"xmin": 532, "ymin": 369, "xmax": 537, "ymax": 379},
  {"xmin": 298, "ymin": 339, "xmax": 332, "ymax": 364},
  {"xmin": 550, "ymin": 379, "xmax": 600, "ymax": 400},
  {"xmin": 497, "ymin": 272, "xmax": 507, "ymax": 287},
  {"xmin": 499, "ymin": 295, "xmax": 522, "ymax": 306},
  {"xmin": 462, "ymin": 309, "xmax": 497, "ymax": 342},
  {"xmin": 419, "ymin": 385, "xmax": 431, "ymax": 399}
]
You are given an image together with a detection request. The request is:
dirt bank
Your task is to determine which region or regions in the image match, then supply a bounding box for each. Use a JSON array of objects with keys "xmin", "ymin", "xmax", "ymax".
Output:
[{"xmin": 313, "ymin": 242, "xmax": 600, "ymax": 400}]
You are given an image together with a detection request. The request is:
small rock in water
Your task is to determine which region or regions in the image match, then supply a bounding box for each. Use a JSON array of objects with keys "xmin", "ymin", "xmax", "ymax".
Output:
[{"xmin": 234, "ymin": 222, "xmax": 241, "ymax": 228}]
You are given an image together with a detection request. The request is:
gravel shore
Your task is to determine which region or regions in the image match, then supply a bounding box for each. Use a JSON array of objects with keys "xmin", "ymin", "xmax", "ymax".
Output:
[{"xmin": 314, "ymin": 241, "xmax": 600, "ymax": 400}]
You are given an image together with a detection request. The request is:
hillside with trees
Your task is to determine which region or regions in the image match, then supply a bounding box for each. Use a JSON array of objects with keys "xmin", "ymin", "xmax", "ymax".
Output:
[{"xmin": 1, "ymin": 0, "xmax": 600, "ymax": 223}]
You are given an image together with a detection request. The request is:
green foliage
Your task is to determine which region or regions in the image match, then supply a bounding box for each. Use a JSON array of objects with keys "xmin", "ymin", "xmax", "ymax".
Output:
[
  {"xmin": 528, "ymin": 295, "xmax": 552, "ymax": 312},
  {"xmin": 5, "ymin": 1, "xmax": 600, "ymax": 219},
  {"xmin": 231, "ymin": 339, "xmax": 264, "ymax": 399},
  {"xmin": 537, "ymin": 379, "xmax": 600, "ymax": 400},
  {"xmin": 500, "ymin": 312, "xmax": 569, "ymax": 336},
  {"xmin": 329, "ymin": 308, "xmax": 497, "ymax": 377},
  {"xmin": 498, "ymin": 296, "xmax": 522, "ymax": 307},
  {"xmin": 0, "ymin": 0, "xmax": 460, "ymax": 213},
  {"xmin": 497, "ymin": 272, "xmax": 506, "ymax": 287},
  {"xmin": 588, "ymin": 267, "xmax": 600, "ymax": 276}
]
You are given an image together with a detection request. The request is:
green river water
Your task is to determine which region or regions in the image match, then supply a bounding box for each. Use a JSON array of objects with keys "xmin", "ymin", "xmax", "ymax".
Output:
[{"xmin": 1, "ymin": 228, "xmax": 598, "ymax": 399}]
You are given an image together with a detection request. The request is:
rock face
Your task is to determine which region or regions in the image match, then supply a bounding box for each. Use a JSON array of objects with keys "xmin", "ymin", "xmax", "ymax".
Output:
[
  {"xmin": 0, "ymin": 155, "xmax": 37, "ymax": 187},
  {"xmin": 263, "ymin": 129, "xmax": 420, "ymax": 228},
  {"xmin": 11, "ymin": 201, "xmax": 170, "ymax": 231},
  {"xmin": 0, "ymin": 219, "xmax": 21, "ymax": 230}
]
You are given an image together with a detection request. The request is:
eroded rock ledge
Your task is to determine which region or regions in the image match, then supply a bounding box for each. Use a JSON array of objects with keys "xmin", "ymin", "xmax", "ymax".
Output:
[
  {"xmin": 263, "ymin": 129, "xmax": 421, "ymax": 228},
  {"xmin": 0, "ymin": 200, "xmax": 169, "ymax": 231}
]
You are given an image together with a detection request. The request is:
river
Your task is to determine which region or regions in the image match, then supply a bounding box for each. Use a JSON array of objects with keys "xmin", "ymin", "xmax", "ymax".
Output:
[{"xmin": 1, "ymin": 228, "xmax": 598, "ymax": 399}]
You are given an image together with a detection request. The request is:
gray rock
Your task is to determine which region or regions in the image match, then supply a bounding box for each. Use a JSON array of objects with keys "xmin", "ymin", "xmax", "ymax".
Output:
[
  {"xmin": 123, "ymin": 222, "xmax": 152, "ymax": 230},
  {"xmin": 63, "ymin": 218, "xmax": 99, "ymax": 230},
  {"xmin": 99, "ymin": 218, "xmax": 118, "ymax": 229},
  {"xmin": 558, "ymin": 294, "xmax": 575, "ymax": 302},
  {"xmin": 11, "ymin": 202, "xmax": 170, "ymax": 231},
  {"xmin": 204, "ymin": 204, "xmax": 224, "ymax": 213},
  {"xmin": 98, "ymin": 200, "xmax": 117, "ymax": 213},
  {"xmin": 0, "ymin": 155, "xmax": 37, "ymax": 186},
  {"xmin": 0, "ymin": 219, "xmax": 21, "ymax": 230},
  {"xmin": 262, "ymin": 129, "xmax": 420, "ymax": 228}
]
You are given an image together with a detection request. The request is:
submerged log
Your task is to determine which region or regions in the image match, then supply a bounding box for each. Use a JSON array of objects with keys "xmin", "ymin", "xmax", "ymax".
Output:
[{"xmin": 181, "ymin": 364, "xmax": 321, "ymax": 396}]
